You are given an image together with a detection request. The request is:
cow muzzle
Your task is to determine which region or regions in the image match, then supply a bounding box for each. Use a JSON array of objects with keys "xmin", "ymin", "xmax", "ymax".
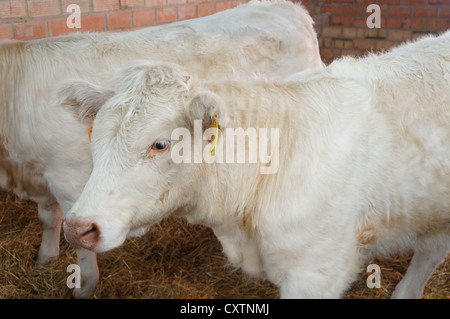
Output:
[{"xmin": 63, "ymin": 217, "xmax": 100, "ymax": 251}]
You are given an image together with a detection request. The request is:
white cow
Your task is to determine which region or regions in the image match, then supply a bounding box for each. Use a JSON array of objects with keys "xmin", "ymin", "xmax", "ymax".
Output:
[
  {"xmin": 0, "ymin": 0, "xmax": 322, "ymax": 298},
  {"xmin": 63, "ymin": 31, "xmax": 449, "ymax": 298}
]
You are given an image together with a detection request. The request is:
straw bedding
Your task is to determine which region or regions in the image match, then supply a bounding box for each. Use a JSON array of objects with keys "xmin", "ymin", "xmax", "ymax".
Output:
[{"xmin": 0, "ymin": 190, "xmax": 448, "ymax": 299}]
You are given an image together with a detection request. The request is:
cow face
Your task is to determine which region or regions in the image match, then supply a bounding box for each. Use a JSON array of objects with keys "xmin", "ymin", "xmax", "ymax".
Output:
[{"xmin": 62, "ymin": 62, "xmax": 227, "ymax": 252}]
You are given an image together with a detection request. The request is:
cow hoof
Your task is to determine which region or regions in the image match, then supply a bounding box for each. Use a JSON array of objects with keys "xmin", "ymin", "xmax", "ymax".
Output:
[{"xmin": 72, "ymin": 284, "xmax": 96, "ymax": 299}]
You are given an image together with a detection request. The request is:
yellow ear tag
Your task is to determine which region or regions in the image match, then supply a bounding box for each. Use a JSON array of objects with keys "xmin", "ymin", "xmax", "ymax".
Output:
[
  {"xmin": 88, "ymin": 115, "xmax": 96, "ymax": 142},
  {"xmin": 208, "ymin": 112, "xmax": 219, "ymax": 155}
]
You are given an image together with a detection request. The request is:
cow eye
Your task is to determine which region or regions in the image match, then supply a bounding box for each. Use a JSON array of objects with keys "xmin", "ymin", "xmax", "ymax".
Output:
[
  {"xmin": 152, "ymin": 140, "xmax": 170, "ymax": 150},
  {"xmin": 146, "ymin": 139, "xmax": 170, "ymax": 158}
]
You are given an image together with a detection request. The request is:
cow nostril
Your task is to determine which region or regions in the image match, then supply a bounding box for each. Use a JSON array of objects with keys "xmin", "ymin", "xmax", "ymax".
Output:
[
  {"xmin": 80, "ymin": 223, "xmax": 100, "ymax": 248},
  {"xmin": 82, "ymin": 224, "xmax": 97, "ymax": 236}
]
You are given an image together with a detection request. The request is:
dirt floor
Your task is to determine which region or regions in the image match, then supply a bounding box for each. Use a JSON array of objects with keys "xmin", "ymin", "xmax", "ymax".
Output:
[{"xmin": 0, "ymin": 190, "xmax": 448, "ymax": 299}]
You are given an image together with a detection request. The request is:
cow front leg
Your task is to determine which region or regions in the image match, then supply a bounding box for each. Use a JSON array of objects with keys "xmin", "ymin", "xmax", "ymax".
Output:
[
  {"xmin": 72, "ymin": 248, "xmax": 99, "ymax": 299},
  {"xmin": 277, "ymin": 264, "xmax": 360, "ymax": 299},
  {"xmin": 391, "ymin": 238, "xmax": 449, "ymax": 299},
  {"xmin": 260, "ymin": 219, "xmax": 362, "ymax": 298},
  {"xmin": 213, "ymin": 225, "xmax": 264, "ymax": 279},
  {"xmin": 272, "ymin": 253, "xmax": 361, "ymax": 299},
  {"xmin": 35, "ymin": 201, "xmax": 62, "ymax": 268}
]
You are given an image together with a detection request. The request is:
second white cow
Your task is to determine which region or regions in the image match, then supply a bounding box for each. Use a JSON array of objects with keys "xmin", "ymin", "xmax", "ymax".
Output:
[{"xmin": 63, "ymin": 31, "xmax": 449, "ymax": 298}]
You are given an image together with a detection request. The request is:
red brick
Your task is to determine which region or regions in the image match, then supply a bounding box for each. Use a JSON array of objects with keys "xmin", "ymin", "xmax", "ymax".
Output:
[
  {"xmin": 364, "ymin": 0, "xmax": 399, "ymax": 3},
  {"xmin": 198, "ymin": 3, "xmax": 215, "ymax": 17},
  {"xmin": 414, "ymin": 7, "xmax": 439, "ymax": 18},
  {"xmin": 120, "ymin": 0, "xmax": 145, "ymax": 8},
  {"xmin": 93, "ymin": 0, "xmax": 119, "ymax": 12},
  {"xmin": 343, "ymin": 27, "xmax": 364, "ymax": 38},
  {"xmin": 0, "ymin": 0, "xmax": 26, "ymax": 19},
  {"xmin": 379, "ymin": 5, "xmax": 388, "ymax": 17},
  {"xmin": 320, "ymin": 48, "xmax": 342, "ymax": 63},
  {"xmin": 0, "ymin": 24, "xmax": 13, "ymax": 39},
  {"xmin": 355, "ymin": 0, "xmax": 380, "ymax": 3},
  {"xmin": 321, "ymin": 37, "xmax": 331, "ymax": 48},
  {"xmin": 426, "ymin": 19, "xmax": 450, "ymax": 31},
  {"xmin": 49, "ymin": 18, "xmax": 79, "ymax": 36},
  {"xmin": 325, "ymin": 0, "xmax": 352, "ymax": 3},
  {"xmin": 167, "ymin": 0, "xmax": 186, "ymax": 5},
  {"xmin": 331, "ymin": 39, "xmax": 342, "ymax": 49},
  {"xmin": 321, "ymin": 5, "xmax": 341, "ymax": 15},
  {"xmin": 145, "ymin": 0, "xmax": 164, "ymax": 6},
  {"xmin": 177, "ymin": 5, "xmax": 196, "ymax": 20},
  {"xmin": 353, "ymin": 38, "xmax": 375, "ymax": 50},
  {"xmin": 403, "ymin": 0, "xmax": 427, "ymax": 4},
  {"xmin": 332, "ymin": 38, "xmax": 353, "ymax": 49},
  {"xmin": 357, "ymin": 0, "xmax": 398, "ymax": 3},
  {"xmin": 14, "ymin": 21, "xmax": 48, "ymax": 40},
  {"xmin": 133, "ymin": 9, "xmax": 155, "ymax": 26},
  {"xmin": 429, "ymin": 0, "xmax": 448, "ymax": 4},
  {"xmin": 62, "ymin": 0, "xmax": 90, "ymax": 13},
  {"xmin": 353, "ymin": 17, "xmax": 368, "ymax": 28},
  {"xmin": 412, "ymin": 32, "xmax": 435, "ymax": 40},
  {"xmin": 107, "ymin": 11, "xmax": 132, "ymax": 29},
  {"xmin": 27, "ymin": 0, "xmax": 61, "ymax": 17},
  {"xmin": 365, "ymin": 28, "xmax": 387, "ymax": 39},
  {"xmin": 80, "ymin": 14, "xmax": 106, "ymax": 32},
  {"xmin": 331, "ymin": 16, "xmax": 353, "ymax": 27},
  {"xmin": 156, "ymin": 7, "xmax": 176, "ymax": 24},
  {"xmin": 387, "ymin": 29, "xmax": 412, "ymax": 41},
  {"xmin": 389, "ymin": 6, "xmax": 412, "ymax": 17},
  {"xmin": 400, "ymin": 18, "xmax": 424, "ymax": 30},
  {"xmin": 441, "ymin": 8, "xmax": 450, "ymax": 19},
  {"xmin": 375, "ymin": 40, "xmax": 397, "ymax": 51},
  {"xmin": 342, "ymin": 5, "xmax": 365, "ymax": 16},
  {"xmin": 321, "ymin": 26, "xmax": 342, "ymax": 37},
  {"xmin": 216, "ymin": 1, "xmax": 231, "ymax": 13},
  {"xmin": 381, "ymin": 17, "xmax": 400, "ymax": 28}
]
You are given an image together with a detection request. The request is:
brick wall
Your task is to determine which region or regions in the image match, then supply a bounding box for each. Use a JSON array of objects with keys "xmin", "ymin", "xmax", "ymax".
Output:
[
  {"xmin": 0, "ymin": 0, "xmax": 449, "ymax": 62},
  {"xmin": 302, "ymin": 0, "xmax": 450, "ymax": 62},
  {"xmin": 0, "ymin": 0, "xmax": 249, "ymax": 40}
]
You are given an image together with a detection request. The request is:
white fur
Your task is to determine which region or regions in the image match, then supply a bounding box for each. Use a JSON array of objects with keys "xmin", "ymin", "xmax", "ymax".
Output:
[
  {"xmin": 65, "ymin": 31, "xmax": 449, "ymax": 298},
  {"xmin": 0, "ymin": 0, "xmax": 322, "ymax": 298}
]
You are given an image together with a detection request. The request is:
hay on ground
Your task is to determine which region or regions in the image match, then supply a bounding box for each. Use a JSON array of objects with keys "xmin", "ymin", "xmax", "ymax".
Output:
[{"xmin": 0, "ymin": 190, "xmax": 448, "ymax": 299}]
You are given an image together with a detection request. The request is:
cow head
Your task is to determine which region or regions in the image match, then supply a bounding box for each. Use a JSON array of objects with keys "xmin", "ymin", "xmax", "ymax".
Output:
[{"xmin": 62, "ymin": 62, "xmax": 229, "ymax": 252}]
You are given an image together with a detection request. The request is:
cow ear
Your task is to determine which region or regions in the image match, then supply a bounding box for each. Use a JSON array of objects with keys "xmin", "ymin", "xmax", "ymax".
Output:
[
  {"xmin": 58, "ymin": 80, "xmax": 114, "ymax": 124},
  {"xmin": 187, "ymin": 91, "xmax": 228, "ymax": 132}
]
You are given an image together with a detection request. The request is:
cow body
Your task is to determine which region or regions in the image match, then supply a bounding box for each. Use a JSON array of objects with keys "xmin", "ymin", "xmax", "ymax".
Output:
[
  {"xmin": 63, "ymin": 31, "xmax": 450, "ymax": 298},
  {"xmin": 0, "ymin": 0, "xmax": 322, "ymax": 298}
]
